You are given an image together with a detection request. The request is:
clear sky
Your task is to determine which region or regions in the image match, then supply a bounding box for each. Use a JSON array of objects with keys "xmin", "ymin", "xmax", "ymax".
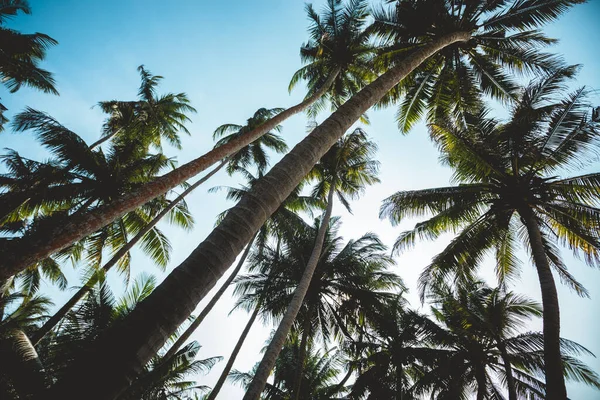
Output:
[{"xmin": 2, "ymin": 1, "xmax": 600, "ymax": 398}]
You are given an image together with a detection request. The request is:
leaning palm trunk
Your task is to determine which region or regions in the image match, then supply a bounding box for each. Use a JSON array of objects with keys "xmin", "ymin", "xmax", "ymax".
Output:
[
  {"xmin": 0, "ymin": 71, "xmax": 340, "ymax": 280},
  {"xmin": 244, "ymin": 185, "xmax": 334, "ymax": 400},
  {"xmin": 520, "ymin": 207, "xmax": 567, "ymax": 400},
  {"xmin": 292, "ymin": 311, "xmax": 312, "ymax": 400},
  {"xmin": 48, "ymin": 32, "xmax": 471, "ymax": 400},
  {"xmin": 498, "ymin": 341, "xmax": 517, "ymax": 400},
  {"xmin": 206, "ymin": 307, "xmax": 260, "ymax": 400},
  {"xmin": 30, "ymin": 160, "xmax": 227, "ymax": 346},
  {"xmin": 161, "ymin": 232, "xmax": 257, "ymax": 361}
]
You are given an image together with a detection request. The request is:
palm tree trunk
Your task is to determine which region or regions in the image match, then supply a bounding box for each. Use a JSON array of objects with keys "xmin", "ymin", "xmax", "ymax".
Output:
[
  {"xmin": 475, "ymin": 367, "xmax": 486, "ymax": 400},
  {"xmin": 1, "ymin": 70, "xmax": 340, "ymax": 280},
  {"xmin": 206, "ymin": 307, "xmax": 259, "ymax": 400},
  {"xmin": 498, "ymin": 341, "xmax": 518, "ymax": 400},
  {"xmin": 47, "ymin": 31, "xmax": 471, "ymax": 400},
  {"xmin": 161, "ymin": 232, "xmax": 257, "ymax": 361},
  {"xmin": 244, "ymin": 184, "xmax": 335, "ymax": 400},
  {"xmin": 89, "ymin": 127, "xmax": 124, "ymax": 149},
  {"xmin": 30, "ymin": 160, "xmax": 227, "ymax": 346},
  {"xmin": 396, "ymin": 364, "xmax": 403, "ymax": 400},
  {"xmin": 292, "ymin": 312, "xmax": 312, "ymax": 400},
  {"xmin": 520, "ymin": 207, "xmax": 567, "ymax": 400}
]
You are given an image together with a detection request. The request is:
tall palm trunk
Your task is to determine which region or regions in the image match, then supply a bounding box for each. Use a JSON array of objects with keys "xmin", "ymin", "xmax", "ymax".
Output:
[
  {"xmin": 520, "ymin": 207, "xmax": 566, "ymax": 400},
  {"xmin": 498, "ymin": 341, "xmax": 517, "ymax": 400},
  {"xmin": 161, "ymin": 232, "xmax": 257, "ymax": 361},
  {"xmin": 206, "ymin": 307, "xmax": 260, "ymax": 400},
  {"xmin": 475, "ymin": 367, "xmax": 486, "ymax": 400},
  {"xmin": 292, "ymin": 311, "xmax": 312, "ymax": 400},
  {"xmin": 88, "ymin": 127, "xmax": 124, "ymax": 149},
  {"xmin": 47, "ymin": 31, "xmax": 471, "ymax": 400},
  {"xmin": 30, "ymin": 160, "xmax": 227, "ymax": 346},
  {"xmin": 396, "ymin": 364, "xmax": 403, "ymax": 400},
  {"xmin": 1, "ymin": 71, "xmax": 340, "ymax": 280},
  {"xmin": 244, "ymin": 185, "xmax": 335, "ymax": 400}
]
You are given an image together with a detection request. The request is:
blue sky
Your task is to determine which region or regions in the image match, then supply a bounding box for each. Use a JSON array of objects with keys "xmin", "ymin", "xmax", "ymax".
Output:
[{"xmin": 2, "ymin": 0, "xmax": 600, "ymax": 398}]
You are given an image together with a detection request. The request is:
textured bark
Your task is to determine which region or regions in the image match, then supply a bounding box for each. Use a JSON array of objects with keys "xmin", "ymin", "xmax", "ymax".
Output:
[
  {"xmin": 244, "ymin": 185, "xmax": 335, "ymax": 400},
  {"xmin": 30, "ymin": 160, "xmax": 227, "ymax": 346},
  {"xmin": 498, "ymin": 342, "xmax": 517, "ymax": 400},
  {"xmin": 520, "ymin": 207, "xmax": 567, "ymax": 400},
  {"xmin": 162, "ymin": 232, "xmax": 257, "ymax": 362},
  {"xmin": 47, "ymin": 32, "xmax": 470, "ymax": 400},
  {"xmin": 0, "ymin": 71, "xmax": 340, "ymax": 281},
  {"xmin": 206, "ymin": 307, "xmax": 259, "ymax": 400},
  {"xmin": 292, "ymin": 312, "xmax": 311, "ymax": 400}
]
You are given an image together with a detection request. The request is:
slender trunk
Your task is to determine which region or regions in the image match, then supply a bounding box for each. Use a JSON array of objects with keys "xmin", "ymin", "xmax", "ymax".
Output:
[
  {"xmin": 497, "ymin": 341, "xmax": 517, "ymax": 400},
  {"xmin": 89, "ymin": 127, "xmax": 124, "ymax": 149},
  {"xmin": 31, "ymin": 161, "xmax": 227, "ymax": 346},
  {"xmin": 396, "ymin": 364, "xmax": 403, "ymax": 400},
  {"xmin": 162, "ymin": 232, "xmax": 257, "ymax": 361},
  {"xmin": 2, "ymin": 71, "xmax": 340, "ymax": 280},
  {"xmin": 292, "ymin": 312, "xmax": 312, "ymax": 400},
  {"xmin": 244, "ymin": 185, "xmax": 335, "ymax": 400},
  {"xmin": 475, "ymin": 367, "xmax": 486, "ymax": 400},
  {"xmin": 47, "ymin": 32, "xmax": 471, "ymax": 400},
  {"xmin": 206, "ymin": 307, "xmax": 259, "ymax": 400},
  {"xmin": 329, "ymin": 367, "xmax": 352, "ymax": 396},
  {"xmin": 519, "ymin": 207, "xmax": 567, "ymax": 400}
]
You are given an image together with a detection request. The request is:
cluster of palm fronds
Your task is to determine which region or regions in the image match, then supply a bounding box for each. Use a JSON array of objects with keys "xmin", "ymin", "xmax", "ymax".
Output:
[{"xmin": 1, "ymin": 0, "xmax": 600, "ymax": 399}]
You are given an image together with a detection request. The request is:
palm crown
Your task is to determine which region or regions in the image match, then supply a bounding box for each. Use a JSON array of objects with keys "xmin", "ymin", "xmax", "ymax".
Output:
[{"xmin": 372, "ymin": 0, "xmax": 580, "ymax": 133}]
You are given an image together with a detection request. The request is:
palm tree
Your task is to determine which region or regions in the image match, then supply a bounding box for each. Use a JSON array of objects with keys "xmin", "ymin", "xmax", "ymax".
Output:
[
  {"xmin": 229, "ymin": 340, "xmax": 348, "ymax": 399},
  {"xmin": 0, "ymin": 0, "xmax": 58, "ymax": 131},
  {"xmin": 409, "ymin": 282, "xmax": 600, "ymax": 400},
  {"xmin": 45, "ymin": 3, "xmax": 582, "ymax": 398},
  {"xmin": 29, "ymin": 108, "xmax": 288, "ymax": 345},
  {"xmin": 238, "ymin": 217, "xmax": 400, "ymax": 400},
  {"xmin": 92, "ymin": 65, "xmax": 196, "ymax": 150},
  {"xmin": 245, "ymin": 128, "xmax": 381, "ymax": 399},
  {"xmin": 380, "ymin": 68, "xmax": 600, "ymax": 398},
  {"xmin": 289, "ymin": 0, "xmax": 376, "ymax": 120},
  {"xmin": 369, "ymin": 0, "xmax": 570, "ymax": 133},
  {"xmin": 0, "ymin": 292, "xmax": 51, "ymax": 399}
]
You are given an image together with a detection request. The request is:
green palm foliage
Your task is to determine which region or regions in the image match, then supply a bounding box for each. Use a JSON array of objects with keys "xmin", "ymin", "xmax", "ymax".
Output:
[
  {"xmin": 213, "ymin": 108, "xmax": 289, "ymax": 175},
  {"xmin": 371, "ymin": 0, "xmax": 579, "ymax": 132},
  {"xmin": 3, "ymin": 112, "xmax": 193, "ymax": 276},
  {"xmin": 380, "ymin": 68, "xmax": 600, "ymax": 397},
  {"xmin": 0, "ymin": 0, "xmax": 58, "ymax": 131},
  {"xmin": 230, "ymin": 341, "xmax": 348, "ymax": 400},
  {"xmin": 94, "ymin": 65, "xmax": 196, "ymax": 150},
  {"xmin": 412, "ymin": 282, "xmax": 600, "ymax": 400},
  {"xmin": 30, "ymin": 274, "xmax": 219, "ymax": 400},
  {"xmin": 289, "ymin": 0, "xmax": 377, "ymax": 118}
]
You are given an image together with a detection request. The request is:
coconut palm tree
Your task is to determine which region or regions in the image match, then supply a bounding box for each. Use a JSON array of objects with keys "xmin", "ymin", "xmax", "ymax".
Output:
[
  {"xmin": 229, "ymin": 340, "xmax": 348, "ymax": 400},
  {"xmin": 0, "ymin": 0, "xmax": 58, "ymax": 131},
  {"xmin": 380, "ymin": 68, "xmax": 600, "ymax": 398},
  {"xmin": 44, "ymin": 3, "xmax": 583, "ymax": 398},
  {"xmin": 92, "ymin": 65, "xmax": 196, "ymax": 150},
  {"xmin": 289, "ymin": 0, "xmax": 376, "ymax": 120},
  {"xmin": 245, "ymin": 128, "xmax": 381, "ymax": 399},
  {"xmin": 0, "ymin": 292, "xmax": 51, "ymax": 399},
  {"xmin": 370, "ymin": 0, "xmax": 568, "ymax": 133},
  {"xmin": 29, "ymin": 108, "xmax": 289, "ymax": 346},
  {"xmin": 409, "ymin": 282, "xmax": 600, "ymax": 400}
]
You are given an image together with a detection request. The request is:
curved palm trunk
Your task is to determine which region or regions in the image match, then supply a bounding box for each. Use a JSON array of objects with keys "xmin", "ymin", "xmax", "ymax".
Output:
[
  {"xmin": 30, "ymin": 160, "xmax": 227, "ymax": 346},
  {"xmin": 520, "ymin": 207, "xmax": 567, "ymax": 400},
  {"xmin": 1, "ymin": 71, "xmax": 340, "ymax": 280},
  {"xmin": 47, "ymin": 32, "xmax": 471, "ymax": 400},
  {"xmin": 161, "ymin": 232, "xmax": 257, "ymax": 361},
  {"xmin": 498, "ymin": 341, "xmax": 518, "ymax": 400},
  {"xmin": 292, "ymin": 312, "xmax": 312, "ymax": 400},
  {"xmin": 206, "ymin": 307, "xmax": 259, "ymax": 400},
  {"xmin": 244, "ymin": 185, "xmax": 335, "ymax": 400}
]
